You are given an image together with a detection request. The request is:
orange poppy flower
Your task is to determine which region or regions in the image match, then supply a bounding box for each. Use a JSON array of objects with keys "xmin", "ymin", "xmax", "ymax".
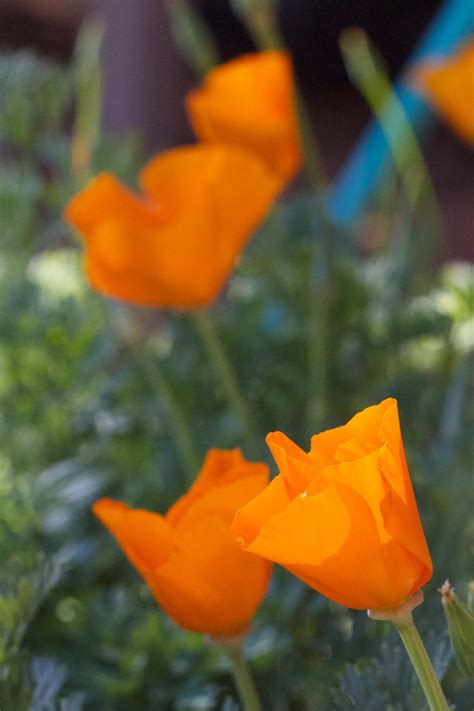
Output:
[
  {"xmin": 93, "ymin": 449, "xmax": 271, "ymax": 638},
  {"xmin": 232, "ymin": 399, "xmax": 433, "ymax": 611},
  {"xmin": 64, "ymin": 144, "xmax": 282, "ymax": 308},
  {"xmin": 186, "ymin": 50, "xmax": 301, "ymax": 182},
  {"xmin": 415, "ymin": 40, "xmax": 474, "ymax": 145}
]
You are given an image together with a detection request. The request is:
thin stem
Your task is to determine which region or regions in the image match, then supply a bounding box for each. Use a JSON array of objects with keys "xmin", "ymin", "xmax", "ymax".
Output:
[
  {"xmin": 292, "ymin": 73, "xmax": 332, "ymax": 438},
  {"xmin": 295, "ymin": 84, "xmax": 333, "ymax": 437},
  {"xmin": 232, "ymin": 0, "xmax": 332, "ymax": 436},
  {"xmin": 292, "ymin": 62, "xmax": 332, "ymax": 439},
  {"xmin": 230, "ymin": 0, "xmax": 282, "ymax": 53},
  {"xmin": 166, "ymin": 0, "xmax": 219, "ymax": 79},
  {"xmin": 71, "ymin": 18, "xmax": 104, "ymax": 182},
  {"xmin": 393, "ymin": 616, "xmax": 450, "ymax": 711},
  {"xmin": 305, "ymin": 225, "xmax": 332, "ymax": 435},
  {"xmin": 222, "ymin": 644, "xmax": 263, "ymax": 711},
  {"xmin": 191, "ymin": 309, "xmax": 259, "ymax": 456},
  {"xmin": 106, "ymin": 304, "xmax": 200, "ymax": 481},
  {"xmin": 339, "ymin": 28, "xmax": 442, "ymax": 235},
  {"xmin": 233, "ymin": 1, "xmax": 327, "ymax": 190},
  {"xmin": 139, "ymin": 343, "xmax": 201, "ymax": 481},
  {"xmin": 294, "ymin": 83, "xmax": 328, "ymax": 192}
]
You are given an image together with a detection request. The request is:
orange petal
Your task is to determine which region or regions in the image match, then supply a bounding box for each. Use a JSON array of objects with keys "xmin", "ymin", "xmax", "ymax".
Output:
[
  {"xmin": 240, "ymin": 481, "xmax": 398, "ymax": 609},
  {"xmin": 378, "ymin": 538, "xmax": 432, "ymax": 608},
  {"xmin": 92, "ymin": 498, "xmax": 175, "ymax": 573},
  {"xmin": 167, "ymin": 458, "xmax": 269, "ymax": 535},
  {"xmin": 316, "ymin": 451, "xmax": 389, "ymax": 543},
  {"xmin": 415, "ymin": 40, "xmax": 474, "ymax": 145},
  {"xmin": 334, "ymin": 439, "xmax": 377, "ymax": 462},
  {"xmin": 186, "ymin": 51, "xmax": 301, "ymax": 181},
  {"xmin": 309, "ymin": 398, "xmax": 396, "ymax": 468},
  {"xmin": 237, "ymin": 482, "xmax": 351, "ymax": 567},
  {"xmin": 378, "ymin": 445, "xmax": 432, "ymax": 572},
  {"xmin": 376, "ymin": 400, "xmax": 411, "ymax": 500},
  {"xmin": 284, "ymin": 485, "xmax": 392, "ymax": 609},
  {"xmin": 93, "ymin": 449, "xmax": 271, "ymax": 637},
  {"xmin": 149, "ymin": 515, "xmax": 271, "ymax": 637},
  {"xmin": 312, "ymin": 438, "xmax": 432, "ymax": 582},
  {"xmin": 232, "ymin": 473, "xmax": 292, "ymax": 549},
  {"xmin": 65, "ymin": 145, "xmax": 283, "ymax": 309},
  {"xmin": 64, "ymin": 173, "xmax": 160, "ymax": 236},
  {"xmin": 64, "ymin": 174, "xmax": 172, "ymax": 306},
  {"xmin": 140, "ymin": 144, "xmax": 284, "ymax": 308},
  {"xmin": 166, "ymin": 449, "xmax": 265, "ymax": 528},
  {"xmin": 266, "ymin": 431, "xmax": 318, "ymax": 495}
]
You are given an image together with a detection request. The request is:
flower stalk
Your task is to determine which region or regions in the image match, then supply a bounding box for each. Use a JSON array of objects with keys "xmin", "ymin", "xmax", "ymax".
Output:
[
  {"xmin": 232, "ymin": 0, "xmax": 333, "ymax": 437},
  {"xmin": 166, "ymin": 0, "xmax": 219, "ymax": 78},
  {"xmin": 191, "ymin": 309, "xmax": 259, "ymax": 456},
  {"xmin": 369, "ymin": 591, "xmax": 450, "ymax": 711},
  {"xmin": 140, "ymin": 343, "xmax": 201, "ymax": 481},
  {"xmin": 71, "ymin": 18, "xmax": 104, "ymax": 182},
  {"xmin": 230, "ymin": 0, "xmax": 282, "ymax": 53},
  {"xmin": 219, "ymin": 641, "xmax": 263, "ymax": 711},
  {"xmin": 108, "ymin": 304, "xmax": 200, "ymax": 482}
]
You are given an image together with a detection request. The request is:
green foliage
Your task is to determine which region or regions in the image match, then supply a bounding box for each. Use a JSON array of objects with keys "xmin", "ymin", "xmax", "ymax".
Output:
[
  {"xmin": 0, "ymin": 45, "xmax": 472, "ymax": 710},
  {"xmin": 331, "ymin": 633, "xmax": 451, "ymax": 710}
]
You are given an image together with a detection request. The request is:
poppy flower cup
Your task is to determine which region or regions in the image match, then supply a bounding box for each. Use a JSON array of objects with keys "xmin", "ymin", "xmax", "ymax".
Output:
[
  {"xmin": 64, "ymin": 144, "xmax": 283, "ymax": 309},
  {"xmin": 94, "ymin": 449, "xmax": 272, "ymax": 639},
  {"xmin": 232, "ymin": 399, "xmax": 433, "ymax": 611}
]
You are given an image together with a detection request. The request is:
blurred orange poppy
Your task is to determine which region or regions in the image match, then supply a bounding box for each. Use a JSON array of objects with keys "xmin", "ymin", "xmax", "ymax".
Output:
[
  {"xmin": 93, "ymin": 449, "xmax": 271, "ymax": 638},
  {"xmin": 415, "ymin": 40, "xmax": 474, "ymax": 145},
  {"xmin": 64, "ymin": 144, "xmax": 282, "ymax": 308},
  {"xmin": 232, "ymin": 399, "xmax": 433, "ymax": 611},
  {"xmin": 186, "ymin": 50, "xmax": 301, "ymax": 182}
]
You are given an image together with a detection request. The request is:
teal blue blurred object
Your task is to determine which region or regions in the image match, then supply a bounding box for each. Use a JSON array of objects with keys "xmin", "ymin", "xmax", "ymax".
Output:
[{"xmin": 328, "ymin": 0, "xmax": 474, "ymax": 226}]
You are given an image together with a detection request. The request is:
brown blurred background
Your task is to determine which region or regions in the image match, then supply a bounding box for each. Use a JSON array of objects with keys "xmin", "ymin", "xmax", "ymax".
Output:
[{"xmin": 1, "ymin": 0, "xmax": 472, "ymax": 258}]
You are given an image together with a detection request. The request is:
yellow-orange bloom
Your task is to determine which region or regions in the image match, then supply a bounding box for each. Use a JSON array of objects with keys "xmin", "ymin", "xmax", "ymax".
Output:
[
  {"xmin": 64, "ymin": 144, "xmax": 282, "ymax": 308},
  {"xmin": 93, "ymin": 449, "xmax": 271, "ymax": 638},
  {"xmin": 415, "ymin": 40, "xmax": 474, "ymax": 145},
  {"xmin": 186, "ymin": 51, "xmax": 301, "ymax": 182},
  {"xmin": 232, "ymin": 399, "xmax": 432, "ymax": 611}
]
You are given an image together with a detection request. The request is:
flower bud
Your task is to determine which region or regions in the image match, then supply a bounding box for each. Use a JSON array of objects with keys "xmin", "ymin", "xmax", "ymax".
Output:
[{"xmin": 439, "ymin": 580, "xmax": 474, "ymax": 678}]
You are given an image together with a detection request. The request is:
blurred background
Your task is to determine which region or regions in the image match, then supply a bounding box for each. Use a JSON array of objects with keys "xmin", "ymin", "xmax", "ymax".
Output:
[
  {"xmin": 1, "ymin": 2, "xmax": 473, "ymax": 709},
  {"xmin": 1, "ymin": 0, "xmax": 472, "ymax": 258}
]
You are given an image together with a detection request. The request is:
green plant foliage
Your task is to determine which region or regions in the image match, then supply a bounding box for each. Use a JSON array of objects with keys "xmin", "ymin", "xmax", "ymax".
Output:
[{"xmin": 331, "ymin": 633, "xmax": 451, "ymax": 711}]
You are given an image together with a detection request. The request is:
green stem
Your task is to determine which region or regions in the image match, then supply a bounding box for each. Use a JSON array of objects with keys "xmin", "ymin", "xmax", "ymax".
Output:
[
  {"xmin": 291, "ymin": 52, "xmax": 331, "ymax": 438},
  {"xmin": 292, "ymin": 71, "xmax": 332, "ymax": 436},
  {"xmin": 222, "ymin": 644, "xmax": 263, "ymax": 711},
  {"xmin": 166, "ymin": 0, "xmax": 219, "ymax": 79},
  {"xmin": 230, "ymin": 0, "xmax": 282, "ymax": 53},
  {"xmin": 305, "ymin": 226, "xmax": 332, "ymax": 435},
  {"xmin": 72, "ymin": 18, "xmax": 104, "ymax": 182},
  {"xmin": 233, "ymin": 0, "xmax": 327, "ymax": 190},
  {"xmin": 294, "ymin": 83, "xmax": 328, "ymax": 192},
  {"xmin": 393, "ymin": 616, "xmax": 450, "ymax": 711},
  {"xmin": 191, "ymin": 310, "xmax": 259, "ymax": 456},
  {"xmin": 369, "ymin": 592, "xmax": 450, "ymax": 711},
  {"xmin": 108, "ymin": 305, "xmax": 200, "ymax": 481},
  {"xmin": 339, "ymin": 28, "xmax": 442, "ymax": 234},
  {"xmin": 285, "ymin": 28, "xmax": 331, "ymax": 438},
  {"xmin": 232, "ymin": 0, "xmax": 332, "ymax": 436},
  {"xmin": 140, "ymin": 344, "xmax": 201, "ymax": 481}
]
